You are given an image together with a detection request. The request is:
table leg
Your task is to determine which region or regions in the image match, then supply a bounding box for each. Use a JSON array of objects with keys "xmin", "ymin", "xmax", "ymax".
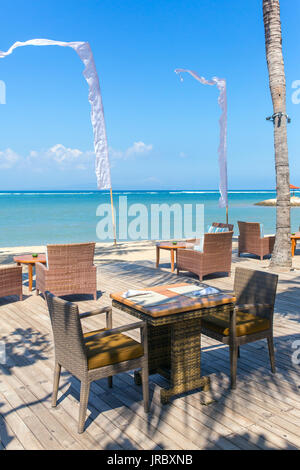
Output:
[
  {"xmin": 170, "ymin": 249, "xmax": 175, "ymax": 272},
  {"xmin": 160, "ymin": 318, "xmax": 210, "ymax": 404},
  {"xmin": 292, "ymin": 239, "xmax": 296, "ymax": 257},
  {"xmin": 28, "ymin": 264, "xmax": 33, "ymax": 292},
  {"xmin": 156, "ymin": 246, "xmax": 160, "ymax": 268},
  {"xmin": 134, "ymin": 323, "xmax": 171, "ymax": 384}
]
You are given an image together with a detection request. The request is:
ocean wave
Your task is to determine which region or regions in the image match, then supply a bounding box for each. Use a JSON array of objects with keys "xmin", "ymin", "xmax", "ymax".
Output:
[
  {"xmin": 0, "ymin": 192, "xmax": 95, "ymax": 196},
  {"xmin": 169, "ymin": 191, "xmax": 218, "ymax": 194}
]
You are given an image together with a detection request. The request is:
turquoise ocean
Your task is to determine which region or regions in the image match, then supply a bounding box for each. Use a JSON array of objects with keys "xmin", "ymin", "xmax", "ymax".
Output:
[{"xmin": 1, "ymin": 190, "xmax": 300, "ymax": 247}]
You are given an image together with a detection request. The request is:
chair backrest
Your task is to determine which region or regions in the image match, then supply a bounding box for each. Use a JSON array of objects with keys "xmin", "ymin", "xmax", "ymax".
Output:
[
  {"xmin": 212, "ymin": 222, "xmax": 234, "ymax": 232},
  {"xmin": 203, "ymin": 231, "xmax": 233, "ymax": 256},
  {"xmin": 46, "ymin": 242, "xmax": 95, "ymax": 270},
  {"xmin": 238, "ymin": 221, "xmax": 261, "ymax": 241},
  {"xmin": 234, "ymin": 267, "xmax": 278, "ymax": 318},
  {"xmin": 45, "ymin": 292, "xmax": 88, "ymax": 376}
]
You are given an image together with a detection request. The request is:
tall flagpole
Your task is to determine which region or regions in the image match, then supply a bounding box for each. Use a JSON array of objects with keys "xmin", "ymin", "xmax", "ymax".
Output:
[{"xmin": 110, "ymin": 188, "xmax": 117, "ymax": 245}]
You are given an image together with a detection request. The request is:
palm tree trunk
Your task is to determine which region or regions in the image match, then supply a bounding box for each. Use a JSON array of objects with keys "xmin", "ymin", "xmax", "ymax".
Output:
[{"xmin": 263, "ymin": 0, "xmax": 291, "ymax": 269}]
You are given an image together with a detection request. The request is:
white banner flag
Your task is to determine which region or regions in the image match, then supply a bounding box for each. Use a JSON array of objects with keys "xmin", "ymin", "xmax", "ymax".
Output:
[
  {"xmin": 175, "ymin": 68, "xmax": 228, "ymax": 209},
  {"xmin": 0, "ymin": 39, "xmax": 112, "ymax": 190}
]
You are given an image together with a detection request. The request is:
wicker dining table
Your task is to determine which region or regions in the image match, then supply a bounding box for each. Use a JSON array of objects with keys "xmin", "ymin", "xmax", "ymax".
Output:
[{"xmin": 110, "ymin": 283, "xmax": 235, "ymax": 403}]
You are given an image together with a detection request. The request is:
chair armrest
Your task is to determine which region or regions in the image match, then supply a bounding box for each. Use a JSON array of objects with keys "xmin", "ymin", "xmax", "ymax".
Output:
[
  {"xmin": 80, "ymin": 306, "xmax": 112, "ymax": 319},
  {"xmin": 36, "ymin": 262, "xmax": 48, "ymax": 271},
  {"xmin": 36, "ymin": 262, "xmax": 48, "ymax": 289},
  {"xmin": 235, "ymin": 303, "xmax": 274, "ymax": 318},
  {"xmin": 235, "ymin": 303, "xmax": 273, "ymax": 311},
  {"xmin": 86, "ymin": 321, "xmax": 146, "ymax": 341},
  {"xmin": 183, "ymin": 249, "xmax": 203, "ymax": 256}
]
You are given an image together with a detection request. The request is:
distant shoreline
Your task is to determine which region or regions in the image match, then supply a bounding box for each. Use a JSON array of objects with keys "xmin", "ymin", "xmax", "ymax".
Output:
[{"xmin": 0, "ymin": 189, "xmax": 290, "ymax": 193}]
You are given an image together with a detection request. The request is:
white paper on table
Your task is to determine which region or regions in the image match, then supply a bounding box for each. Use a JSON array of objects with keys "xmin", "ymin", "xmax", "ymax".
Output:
[
  {"xmin": 168, "ymin": 285, "xmax": 220, "ymax": 297},
  {"xmin": 123, "ymin": 291, "xmax": 169, "ymax": 307},
  {"xmin": 122, "ymin": 290, "xmax": 152, "ymax": 298}
]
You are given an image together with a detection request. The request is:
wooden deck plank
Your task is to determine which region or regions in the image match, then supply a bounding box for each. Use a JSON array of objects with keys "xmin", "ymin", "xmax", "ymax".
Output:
[{"xmin": 1, "ymin": 252, "xmax": 300, "ymax": 450}]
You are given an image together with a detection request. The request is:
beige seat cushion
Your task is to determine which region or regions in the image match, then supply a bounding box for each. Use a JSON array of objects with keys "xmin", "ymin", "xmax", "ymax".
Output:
[
  {"xmin": 202, "ymin": 310, "xmax": 270, "ymax": 337},
  {"xmin": 84, "ymin": 329, "xmax": 144, "ymax": 370}
]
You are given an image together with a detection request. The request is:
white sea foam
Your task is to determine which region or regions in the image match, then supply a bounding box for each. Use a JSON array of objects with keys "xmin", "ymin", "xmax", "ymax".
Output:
[{"xmin": 0, "ymin": 192, "xmax": 95, "ymax": 196}]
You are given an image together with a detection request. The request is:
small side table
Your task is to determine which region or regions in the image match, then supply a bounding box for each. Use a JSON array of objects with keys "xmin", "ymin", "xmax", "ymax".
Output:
[
  {"xmin": 156, "ymin": 242, "xmax": 187, "ymax": 272},
  {"xmin": 291, "ymin": 233, "xmax": 300, "ymax": 257},
  {"xmin": 13, "ymin": 254, "xmax": 46, "ymax": 292}
]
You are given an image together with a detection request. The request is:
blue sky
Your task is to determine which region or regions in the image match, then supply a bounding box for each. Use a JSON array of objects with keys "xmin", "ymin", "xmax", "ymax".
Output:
[{"xmin": 0, "ymin": 0, "xmax": 299, "ymax": 190}]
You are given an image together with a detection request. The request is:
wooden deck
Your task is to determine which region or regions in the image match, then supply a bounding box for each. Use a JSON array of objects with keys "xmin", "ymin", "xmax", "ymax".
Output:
[{"xmin": 1, "ymin": 248, "xmax": 300, "ymax": 450}]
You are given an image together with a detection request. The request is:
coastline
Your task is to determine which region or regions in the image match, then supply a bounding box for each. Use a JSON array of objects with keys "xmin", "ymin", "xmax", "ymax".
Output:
[
  {"xmin": 0, "ymin": 238, "xmax": 238, "ymax": 268},
  {"xmin": 0, "ymin": 240, "xmax": 161, "ymax": 266}
]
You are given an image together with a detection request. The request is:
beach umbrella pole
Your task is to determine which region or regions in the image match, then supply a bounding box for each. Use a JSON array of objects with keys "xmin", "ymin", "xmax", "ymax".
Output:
[{"xmin": 110, "ymin": 188, "xmax": 117, "ymax": 245}]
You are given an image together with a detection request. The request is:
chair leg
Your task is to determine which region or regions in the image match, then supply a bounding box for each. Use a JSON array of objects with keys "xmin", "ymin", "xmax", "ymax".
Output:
[
  {"xmin": 230, "ymin": 344, "xmax": 238, "ymax": 389},
  {"xmin": 141, "ymin": 360, "xmax": 149, "ymax": 413},
  {"xmin": 108, "ymin": 376, "xmax": 113, "ymax": 388},
  {"xmin": 36, "ymin": 289, "xmax": 39, "ymax": 296},
  {"xmin": 51, "ymin": 363, "xmax": 61, "ymax": 407},
  {"xmin": 267, "ymin": 336, "xmax": 276, "ymax": 374},
  {"xmin": 93, "ymin": 291, "xmax": 97, "ymax": 301},
  {"xmin": 78, "ymin": 381, "xmax": 90, "ymax": 434}
]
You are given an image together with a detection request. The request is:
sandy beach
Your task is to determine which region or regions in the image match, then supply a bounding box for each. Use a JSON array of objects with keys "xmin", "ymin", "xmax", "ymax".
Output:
[{"xmin": 2, "ymin": 237, "xmax": 300, "ymax": 273}]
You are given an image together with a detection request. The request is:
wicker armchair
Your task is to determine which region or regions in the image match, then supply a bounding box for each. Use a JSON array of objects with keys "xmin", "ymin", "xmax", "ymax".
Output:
[
  {"xmin": 36, "ymin": 242, "xmax": 97, "ymax": 300},
  {"xmin": 45, "ymin": 292, "xmax": 149, "ymax": 433},
  {"xmin": 238, "ymin": 221, "xmax": 275, "ymax": 260},
  {"xmin": 201, "ymin": 267, "xmax": 278, "ymax": 388},
  {"xmin": 0, "ymin": 265, "xmax": 23, "ymax": 301},
  {"xmin": 177, "ymin": 231, "xmax": 233, "ymax": 281}
]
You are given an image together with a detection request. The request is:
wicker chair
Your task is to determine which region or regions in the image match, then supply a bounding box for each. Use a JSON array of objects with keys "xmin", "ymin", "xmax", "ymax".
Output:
[
  {"xmin": 201, "ymin": 267, "xmax": 278, "ymax": 388},
  {"xmin": 45, "ymin": 292, "xmax": 149, "ymax": 433},
  {"xmin": 238, "ymin": 221, "xmax": 275, "ymax": 260},
  {"xmin": 177, "ymin": 231, "xmax": 233, "ymax": 281},
  {"xmin": 0, "ymin": 265, "xmax": 23, "ymax": 301},
  {"xmin": 36, "ymin": 242, "xmax": 97, "ymax": 300}
]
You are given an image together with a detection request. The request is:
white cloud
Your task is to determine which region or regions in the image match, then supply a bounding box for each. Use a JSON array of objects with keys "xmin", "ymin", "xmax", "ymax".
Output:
[
  {"xmin": 0, "ymin": 140, "xmax": 153, "ymax": 172},
  {"xmin": 0, "ymin": 148, "xmax": 20, "ymax": 169},
  {"xmin": 25, "ymin": 144, "xmax": 94, "ymax": 170},
  {"xmin": 126, "ymin": 141, "xmax": 153, "ymax": 157},
  {"xmin": 143, "ymin": 176, "xmax": 161, "ymax": 184},
  {"xmin": 109, "ymin": 141, "xmax": 153, "ymax": 160},
  {"xmin": 46, "ymin": 144, "xmax": 84, "ymax": 164}
]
